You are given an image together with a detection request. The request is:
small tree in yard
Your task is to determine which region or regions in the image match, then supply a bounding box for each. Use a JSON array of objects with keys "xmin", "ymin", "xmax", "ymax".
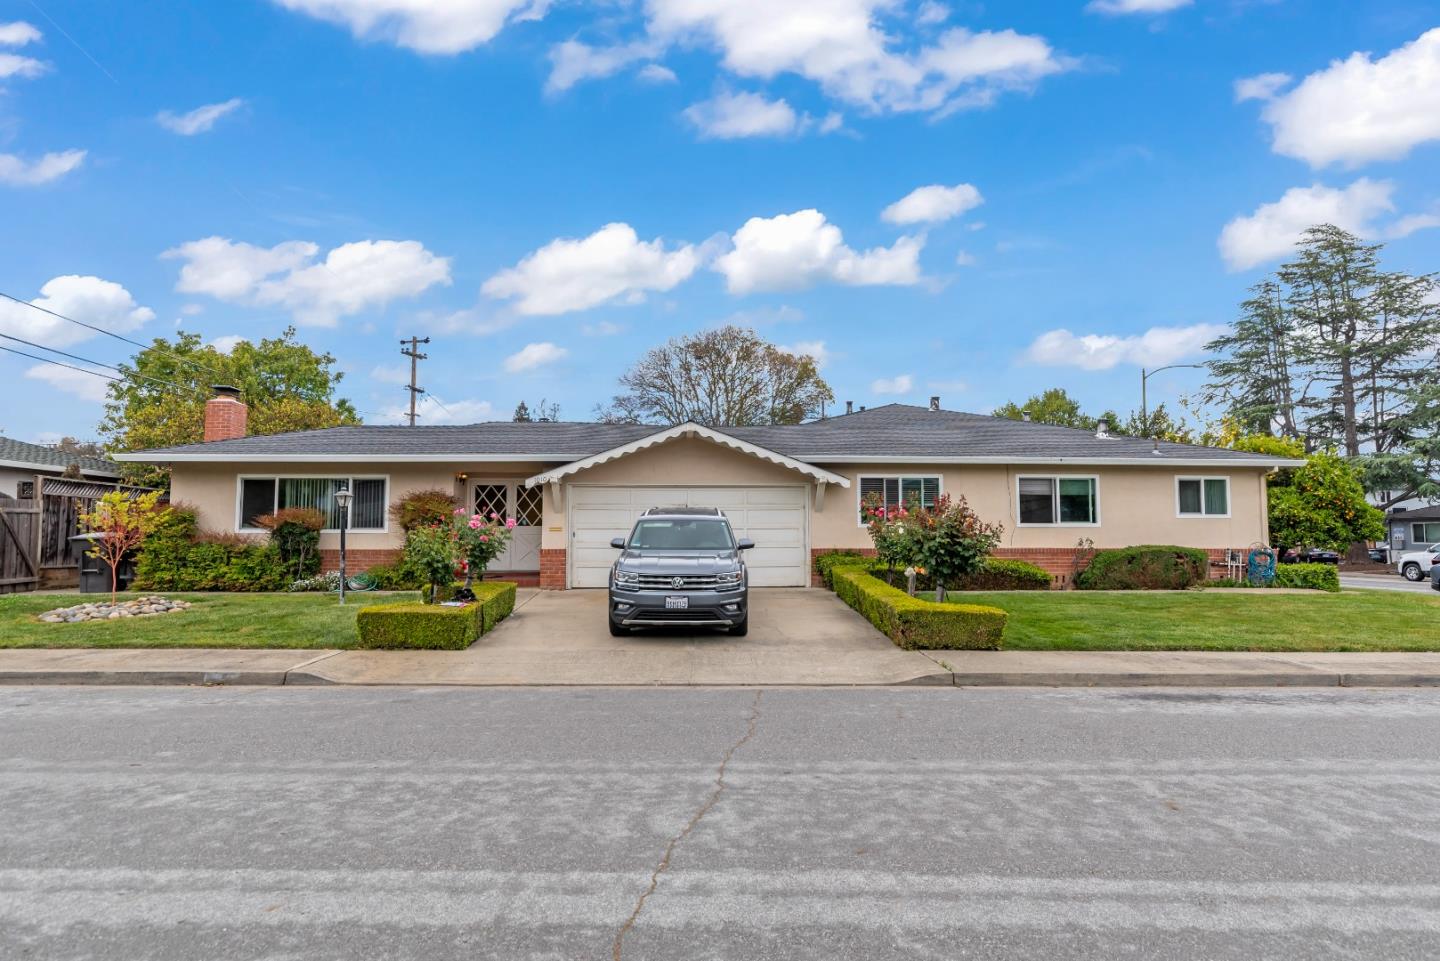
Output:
[
  {"xmin": 910, "ymin": 494, "xmax": 1003, "ymax": 602},
  {"xmin": 862, "ymin": 494, "xmax": 922, "ymax": 584},
  {"xmin": 455, "ymin": 508, "xmax": 516, "ymax": 594},
  {"xmin": 404, "ymin": 522, "xmax": 463, "ymax": 604},
  {"xmin": 255, "ymin": 507, "xmax": 325, "ymax": 580},
  {"xmin": 1268, "ymin": 451, "xmax": 1385, "ymax": 554},
  {"xmin": 79, "ymin": 490, "xmax": 168, "ymax": 605}
]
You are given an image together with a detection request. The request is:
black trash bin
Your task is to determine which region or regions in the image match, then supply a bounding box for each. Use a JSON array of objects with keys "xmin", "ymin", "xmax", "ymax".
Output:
[{"xmin": 71, "ymin": 533, "xmax": 136, "ymax": 594}]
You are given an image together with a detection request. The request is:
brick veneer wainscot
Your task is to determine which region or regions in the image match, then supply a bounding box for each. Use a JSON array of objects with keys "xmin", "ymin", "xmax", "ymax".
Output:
[{"xmin": 539, "ymin": 548, "xmax": 567, "ymax": 590}]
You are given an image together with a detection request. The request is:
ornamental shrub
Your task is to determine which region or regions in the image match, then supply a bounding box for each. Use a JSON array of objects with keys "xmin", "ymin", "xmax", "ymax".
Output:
[
  {"xmin": 1274, "ymin": 562, "xmax": 1340, "ymax": 593},
  {"xmin": 364, "ymin": 555, "xmax": 429, "ymax": 590},
  {"xmin": 354, "ymin": 581, "xmax": 518, "ymax": 649},
  {"xmin": 957, "ymin": 558, "xmax": 1051, "ymax": 591},
  {"xmin": 254, "ymin": 507, "xmax": 324, "ymax": 581},
  {"xmin": 832, "ymin": 568, "xmax": 1005, "ymax": 650},
  {"xmin": 390, "ymin": 489, "xmax": 458, "ymax": 532},
  {"xmin": 813, "ymin": 550, "xmax": 870, "ymax": 588},
  {"xmin": 909, "ymin": 494, "xmax": 1003, "ymax": 601},
  {"xmin": 133, "ymin": 506, "xmax": 288, "ymax": 591},
  {"xmin": 1076, "ymin": 545, "xmax": 1209, "ymax": 590},
  {"xmin": 404, "ymin": 523, "xmax": 464, "ymax": 603}
]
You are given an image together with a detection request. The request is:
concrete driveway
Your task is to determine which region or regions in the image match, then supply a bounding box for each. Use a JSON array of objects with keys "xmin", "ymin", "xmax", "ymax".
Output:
[{"xmin": 304, "ymin": 588, "xmax": 950, "ymax": 686}]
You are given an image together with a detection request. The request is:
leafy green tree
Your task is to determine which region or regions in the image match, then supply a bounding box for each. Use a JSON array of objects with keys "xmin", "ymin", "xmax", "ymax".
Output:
[
  {"xmin": 994, "ymin": 388, "xmax": 1123, "ymax": 434},
  {"xmin": 101, "ymin": 328, "xmax": 359, "ymax": 487},
  {"xmin": 511, "ymin": 401, "xmax": 532, "ymax": 422},
  {"xmin": 1268, "ymin": 452, "xmax": 1385, "ymax": 553},
  {"xmin": 598, "ymin": 326, "xmax": 833, "ymax": 426}
]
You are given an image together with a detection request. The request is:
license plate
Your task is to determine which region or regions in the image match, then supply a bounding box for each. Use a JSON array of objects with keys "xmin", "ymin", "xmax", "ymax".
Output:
[{"xmin": 665, "ymin": 596, "xmax": 689, "ymax": 609}]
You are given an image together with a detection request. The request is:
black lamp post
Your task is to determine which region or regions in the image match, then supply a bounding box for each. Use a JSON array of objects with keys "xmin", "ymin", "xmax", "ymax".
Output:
[{"xmin": 335, "ymin": 487, "xmax": 353, "ymax": 605}]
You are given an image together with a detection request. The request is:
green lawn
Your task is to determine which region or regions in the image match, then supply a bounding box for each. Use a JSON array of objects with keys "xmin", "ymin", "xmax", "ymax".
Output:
[
  {"xmin": 0, "ymin": 591, "xmax": 422, "ymax": 649},
  {"xmin": 935, "ymin": 589, "xmax": 1440, "ymax": 652}
]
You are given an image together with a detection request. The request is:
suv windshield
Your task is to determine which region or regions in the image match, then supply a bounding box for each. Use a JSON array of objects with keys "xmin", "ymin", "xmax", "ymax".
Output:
[{"xmin": 628, "ymin": 518, "xmax": 735, "ymax": 551}]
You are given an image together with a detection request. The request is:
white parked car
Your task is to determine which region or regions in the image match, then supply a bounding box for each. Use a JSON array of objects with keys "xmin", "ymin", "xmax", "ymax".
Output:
[{"xmin": 1397, "ymin": 549, "xmax": 1440, "ymax": 581}]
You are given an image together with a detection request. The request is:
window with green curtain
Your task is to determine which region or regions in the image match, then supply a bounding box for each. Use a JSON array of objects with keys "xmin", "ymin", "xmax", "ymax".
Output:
[
  {"xmin": 1177, "ymin": 479, "xmax": 1203, "ymax": 514},
  {"xmin": 1203, "ymin": 478, "xmax": 1228, "ymax": 515},
  {"xmin": 279, "ymin": 478, "xmax": 346, "ymax": 529},
  {"xmin": 1178, "ymin": 478, "xmax": 1228, "ymax": 516}
]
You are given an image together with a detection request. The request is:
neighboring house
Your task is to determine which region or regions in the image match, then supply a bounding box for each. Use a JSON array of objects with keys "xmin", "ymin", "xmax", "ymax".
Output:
[
  {"xmin": 116, "ymin": 388, "xmax": 1303, "ymax": 588},
  {"xmin": 0, "ymin": 437, "xmax": 121, "ymax": 499},
  {"xmin": 1386, "ymin": 505, "xmax": 1440, "ymax": 558}
]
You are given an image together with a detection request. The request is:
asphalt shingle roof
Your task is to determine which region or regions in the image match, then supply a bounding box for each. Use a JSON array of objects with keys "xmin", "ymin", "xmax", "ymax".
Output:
[
  {"xmin": 119, "ymin": 404, "xmax": 1286, "ymax": 465},
  {"xmin": 0, "ymin": 436, "xmax": 119, "ymax": 476}
]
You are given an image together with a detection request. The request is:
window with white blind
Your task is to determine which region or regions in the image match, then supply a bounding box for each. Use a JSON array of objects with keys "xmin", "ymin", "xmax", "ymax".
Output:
[
  {"xmin": 858, "ymin": 475, "xmax": 941, "ymax": 524},
  {"xmin": 1016, "ymin": 475, "xmax": 1098, "ymax": 526},
  {"xmin": 1176, "ymin": 477, "xmax": 1230, "ymax": 517},
  {"xmin": 237, "ymin": 476, "xmax": 388, "ymax": 532}
]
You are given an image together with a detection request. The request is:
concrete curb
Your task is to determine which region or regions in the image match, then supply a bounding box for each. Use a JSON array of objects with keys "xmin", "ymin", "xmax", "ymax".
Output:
[
  {"xmin": 948, "ymin": 672, "xmax": 1343, "ymax": 688},
  {"xmin": 0, "ymin": 669, "xmax": 292, "ymax": 686}
]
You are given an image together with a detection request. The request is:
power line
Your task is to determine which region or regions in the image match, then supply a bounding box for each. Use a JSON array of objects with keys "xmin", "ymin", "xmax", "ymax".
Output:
[
  {"xmin": 0, "ymin": 331, "xmax": 200, "ymax": 394},
  {"xmin": 0, "ymin": 344, "xmax": 120, "ymax": 383},
  {"xmin": 0, "ymin": 291, "xmax": 232, "ymax": 382}
]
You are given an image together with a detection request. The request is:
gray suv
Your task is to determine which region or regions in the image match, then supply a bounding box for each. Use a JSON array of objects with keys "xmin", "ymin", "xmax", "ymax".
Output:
[{"xmin": 608, "ymin": 507, "xmax": 754, "ymax": 636}]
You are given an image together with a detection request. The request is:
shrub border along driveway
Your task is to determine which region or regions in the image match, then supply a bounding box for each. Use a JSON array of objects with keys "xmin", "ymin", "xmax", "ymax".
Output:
[{"xmin": 832, "ymin": 567, "xmax": 1005, "ymax": 650}]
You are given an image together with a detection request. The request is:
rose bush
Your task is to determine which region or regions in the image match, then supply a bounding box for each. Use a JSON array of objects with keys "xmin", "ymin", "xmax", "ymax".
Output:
[{"xmin": 862, "ymin": 492, "xmax": 1003, "ymax": 601}]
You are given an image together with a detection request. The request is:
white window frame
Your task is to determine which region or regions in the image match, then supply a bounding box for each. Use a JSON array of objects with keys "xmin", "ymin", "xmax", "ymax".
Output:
[
  {"xmin": 1015, "ymin": 474, "xmax": 1101, "ymax": 528},
  {"xmin": 1175, "ymin": 475, "xmax": 1231, "ymax": 519},
  {"xmin": 1413, "ymin": 522, "xmax": 1440, "ymax": 545},
  {"xmin": 235, "ymin": 474, "xmax": 390, "ymax": 533},
  {"xmin": 855, "ymin": 474, "xmax": 943, "ymax": 527}
]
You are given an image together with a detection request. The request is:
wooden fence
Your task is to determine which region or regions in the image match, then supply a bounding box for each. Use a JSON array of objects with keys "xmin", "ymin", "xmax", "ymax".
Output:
[{"xmin": 0, "ymin": 497, "xmax": 39, "ymax": 594}]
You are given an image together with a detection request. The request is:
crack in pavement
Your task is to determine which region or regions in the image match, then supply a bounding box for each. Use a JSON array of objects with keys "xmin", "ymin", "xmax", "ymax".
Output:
[{"xmin": 612, "ymin": 689, "xmax": 763, "ymax": 961}]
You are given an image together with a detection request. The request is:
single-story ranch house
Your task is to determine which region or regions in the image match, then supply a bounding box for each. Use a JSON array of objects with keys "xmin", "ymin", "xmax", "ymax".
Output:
[{"xmin": 116, "ymin": 388, "xmax": 1304, "ymax": 589}]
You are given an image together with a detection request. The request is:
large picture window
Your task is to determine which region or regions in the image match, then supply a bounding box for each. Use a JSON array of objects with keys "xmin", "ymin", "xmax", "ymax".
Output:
[
  {"xmin": 1176, "ymin": 477, "xmax": 1229, "ymax": 517},
  {"xmin": 238, "ymin": 476, "xmax": 387, "ymax": 531},
  {"xmin": 858, "ymin": 475, "xmax": 940, "ymax": 524},
  {"xmin": 1017, "ymin": 476, "xmax": 1098, "ymax": 526}
]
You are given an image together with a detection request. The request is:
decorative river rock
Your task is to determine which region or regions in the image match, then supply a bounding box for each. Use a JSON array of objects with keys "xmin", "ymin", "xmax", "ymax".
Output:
[{"xmin": 37, "ymin": 596, "xmax": 192, "ymax": 624}]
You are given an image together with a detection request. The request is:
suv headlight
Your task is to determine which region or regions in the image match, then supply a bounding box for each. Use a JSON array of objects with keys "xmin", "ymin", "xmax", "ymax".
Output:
[
  {"xmin": 716, "ymin": 570, "xmax": 742, "ymax": 589},
  {"xmin": 613, "ymin": 570, "xmax": 639, "ymax": 589}
]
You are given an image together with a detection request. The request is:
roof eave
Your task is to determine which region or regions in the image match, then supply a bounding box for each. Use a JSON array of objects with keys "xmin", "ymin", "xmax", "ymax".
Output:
[{"xmin": 0, "ymin": 457, "xmax": 121, "ymax": 477}]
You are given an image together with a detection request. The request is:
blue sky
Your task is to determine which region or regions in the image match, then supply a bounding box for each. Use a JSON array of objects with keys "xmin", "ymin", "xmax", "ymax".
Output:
[{"xmin": 1, "ymin": 0, "xmax": 1438, "ymax": 441}]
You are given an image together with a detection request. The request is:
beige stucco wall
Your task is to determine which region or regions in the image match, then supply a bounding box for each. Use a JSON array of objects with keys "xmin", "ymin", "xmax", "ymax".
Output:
[
  {"xmin": 168, "ymin": 461, "xmax": 548, "ymax": 552},
  {"xmin": 168, "ymin": 442, "xmax": 1272, "ymax": 556}
]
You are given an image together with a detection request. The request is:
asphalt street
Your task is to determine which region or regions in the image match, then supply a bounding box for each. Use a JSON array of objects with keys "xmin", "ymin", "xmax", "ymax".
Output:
[
  {"xmin": 1340, "ymin": 572, "xmax": 1436, "ymax": 594},
  {"xmin": 3, "ymin": 686, "xmax": 1440, "ymax": 961}
]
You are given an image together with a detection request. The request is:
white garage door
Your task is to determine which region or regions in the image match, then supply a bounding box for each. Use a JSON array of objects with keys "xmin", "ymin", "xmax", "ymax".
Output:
[{"xmin": 569, "ymin": 486, "xmax": 808, "ymax": 588}]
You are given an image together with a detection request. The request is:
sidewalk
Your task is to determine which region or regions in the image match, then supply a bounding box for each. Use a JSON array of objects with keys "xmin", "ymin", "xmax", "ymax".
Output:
[{"xmin": 3, "ymin": 646, "xmax": 1440, "ymax": 687}]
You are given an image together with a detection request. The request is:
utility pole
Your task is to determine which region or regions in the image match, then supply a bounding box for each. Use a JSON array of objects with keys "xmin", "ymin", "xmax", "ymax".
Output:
[{"xmin": 400, "ymin": 336, "xmax": 430, "ymax": 427}]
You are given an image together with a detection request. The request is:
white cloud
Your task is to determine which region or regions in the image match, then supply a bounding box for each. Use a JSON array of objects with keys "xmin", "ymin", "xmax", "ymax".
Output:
[
  {"xmin": 646, "ymin": 1, "xmax": 1068, "ymax": 115},
  {"xmin": 715, "ymin": 209, "xmax": 923, "ymax": 294},
  {"xmin": 209, "ymin": 335, "xmax": 247, "ymax": 354},
  {"xmin": 1233, "ymin": 72, "xmax": 1291, "ymax": 103},
  {"xmin": 915, "ymin": 2, "xmax": 949, "ymax": 26},
  {"xmin": 1216, "ymin": 179, "xmax": 1417, "ymax": 271},
  {"xmin": 0, "ymin": 52, "xmax": 46, "ymax": 79},
  {"xmin": 482, "ymin": 222, "xmax": 699, "ymax": 316},
  {"xmin": 546, "ymin": 39, "xmax": 660, "ymax": 93},
  {"xmin": 954, "ymin": 250, "xmax": 976, "ymax": 266},
  {"xmin": 1086, "ymin": 0, "xmax": 1191, "ymax": 14},
  {"xmin": 1259, "ymin": 28, "xmax": 1440, "ymax": 168},
  {"xmin": 881, "ymin": 182, "xmax": 983, "ymax": 225},
  {"xmin": 684, "ymin": 90, "xmax": 802, "ymax": 139},
  {"xmin": 0, "ymin": 149, "xmax": 85, "ymax": 186},
  {"xmin": 503, "ymin": 341, "xmax": 568, "ymax": 372},
  {"xmin": 164, "ymin": 236, "xmax": 452, "ymax": 325},
  {"xmin": 0, "ymin": 21, "xmax": 42, "ymax": 46},
  {"xmin": 871, "ymin": 374, "xmax": 913, "ymax": 395},
  {"xmin": 1387, "ymin": 212, "xmax": 1440, "ymax": 239},
  {"xmin": 156, "ymin": 98, "xmax": 245, "ymax": 135},
  {"xmin": 1024, "ymin": 324, "xmax": 1226, "ymax": 371},
  {"xmin": 370, "ymin": 362, "xmax": 411, "ymax": 384},
  {"xmin": 24, "ymin": 364, "xmax": 110, "ymax": 403},
  {"xmin": 272, "ymin": 0, "xmax": 545, "ymax": 54},
  {"xmin": 779, "ymin": 340, "xmax": 832, "ymax": 368},
  {"xmin": 638, "ymin": 63, "xmax": 678, "ymax": 84},
  {"xmin": 0, "ymin": 275, "xmax": 154, "ymax": 349},
  {"xmin": 379, "ymin": 395, "xmax": 495, "ymax": 425}
]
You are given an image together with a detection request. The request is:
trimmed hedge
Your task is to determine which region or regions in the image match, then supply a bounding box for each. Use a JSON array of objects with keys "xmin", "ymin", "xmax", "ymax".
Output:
[
  {"xmin": 1274, "ymin": 562, "xmax": 1341, "ymax": 593},
  {"xmin": 814, "ymin": 551, "xmax": 871, "ymax": 589},
  {"xmin": 1076, "ymin": 545, "xmax": 1209, "ymax": 591},
  {"xmin": 133, "ymin": 509, "xmax": 289, "ymax": 592},
  {"xmin": 861, "ymin": 557, "xmax": 1052, "ymax": 592},
  {"xmin": 355, "ymin": 581, "xmax": 518, "ymax": 650},
  {"xmin": 833, "ymin": 568, "xmax": 1006, "ymax": 650}
]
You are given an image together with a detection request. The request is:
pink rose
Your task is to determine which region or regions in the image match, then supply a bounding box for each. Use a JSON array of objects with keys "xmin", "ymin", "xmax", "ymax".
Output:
[
  {"xmin": 506, "ymin": 518, "xmax": 517, "ymax": 529},
  {"xmin": 468, "ymin": 518, "xmax": 481, "ymax": 529},
  {"xmin": 453, "ymin": 508, "xmax": 466, "ymax": 516},
  {"xmin": 490, "ymin": 512, "xmax": 499, "ymax": 520},
  {"xmin": 479, "ymin": 535, "xmax": 489, "ymax": 542}
]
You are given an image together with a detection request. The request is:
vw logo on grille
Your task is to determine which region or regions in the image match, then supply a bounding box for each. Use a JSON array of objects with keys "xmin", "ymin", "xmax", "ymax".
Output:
[{"xmin": 671, "ymin": 577, "xmax": 685, "ymax": 589}]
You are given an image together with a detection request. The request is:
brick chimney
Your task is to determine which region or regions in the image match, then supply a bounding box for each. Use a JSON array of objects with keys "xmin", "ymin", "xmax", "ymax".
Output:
[{"xmin": 203, "ymin": 385, "xmax": 247, "ymax": 442}]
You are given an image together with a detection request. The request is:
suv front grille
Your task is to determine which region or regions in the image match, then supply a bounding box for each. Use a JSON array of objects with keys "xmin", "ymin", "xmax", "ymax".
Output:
[{"xmin": 634, "ymin": 574, "xmax": 723, "ymax": 590}]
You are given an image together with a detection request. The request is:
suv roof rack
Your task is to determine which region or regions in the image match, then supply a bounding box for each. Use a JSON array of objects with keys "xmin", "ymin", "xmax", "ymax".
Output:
[{"xmin": 642, "ymin": 506, "xmax": 724, "ymax": 516}]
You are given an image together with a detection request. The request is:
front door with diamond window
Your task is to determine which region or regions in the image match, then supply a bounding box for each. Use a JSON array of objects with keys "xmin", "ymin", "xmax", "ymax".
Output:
[{"xmin": 471, "ymin": 481, "xmax": 542, "ymax": 572}]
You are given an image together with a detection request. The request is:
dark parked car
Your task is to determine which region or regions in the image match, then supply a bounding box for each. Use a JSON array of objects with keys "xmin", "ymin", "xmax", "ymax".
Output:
[
  {"xmin": 608, "ymin": 507, "xmax": 753, "ymax": 636},
  {"xmin": 1432, "ymin": 561, "xmax": 1440, "ymax": 592},
  {"xmin": 1368, "ymin": 547, "xmax": 1390, "ymax": 564},
  {"xmin": 1280, "ymin": 547, "xmax": 1341, "ymax": 564}
]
